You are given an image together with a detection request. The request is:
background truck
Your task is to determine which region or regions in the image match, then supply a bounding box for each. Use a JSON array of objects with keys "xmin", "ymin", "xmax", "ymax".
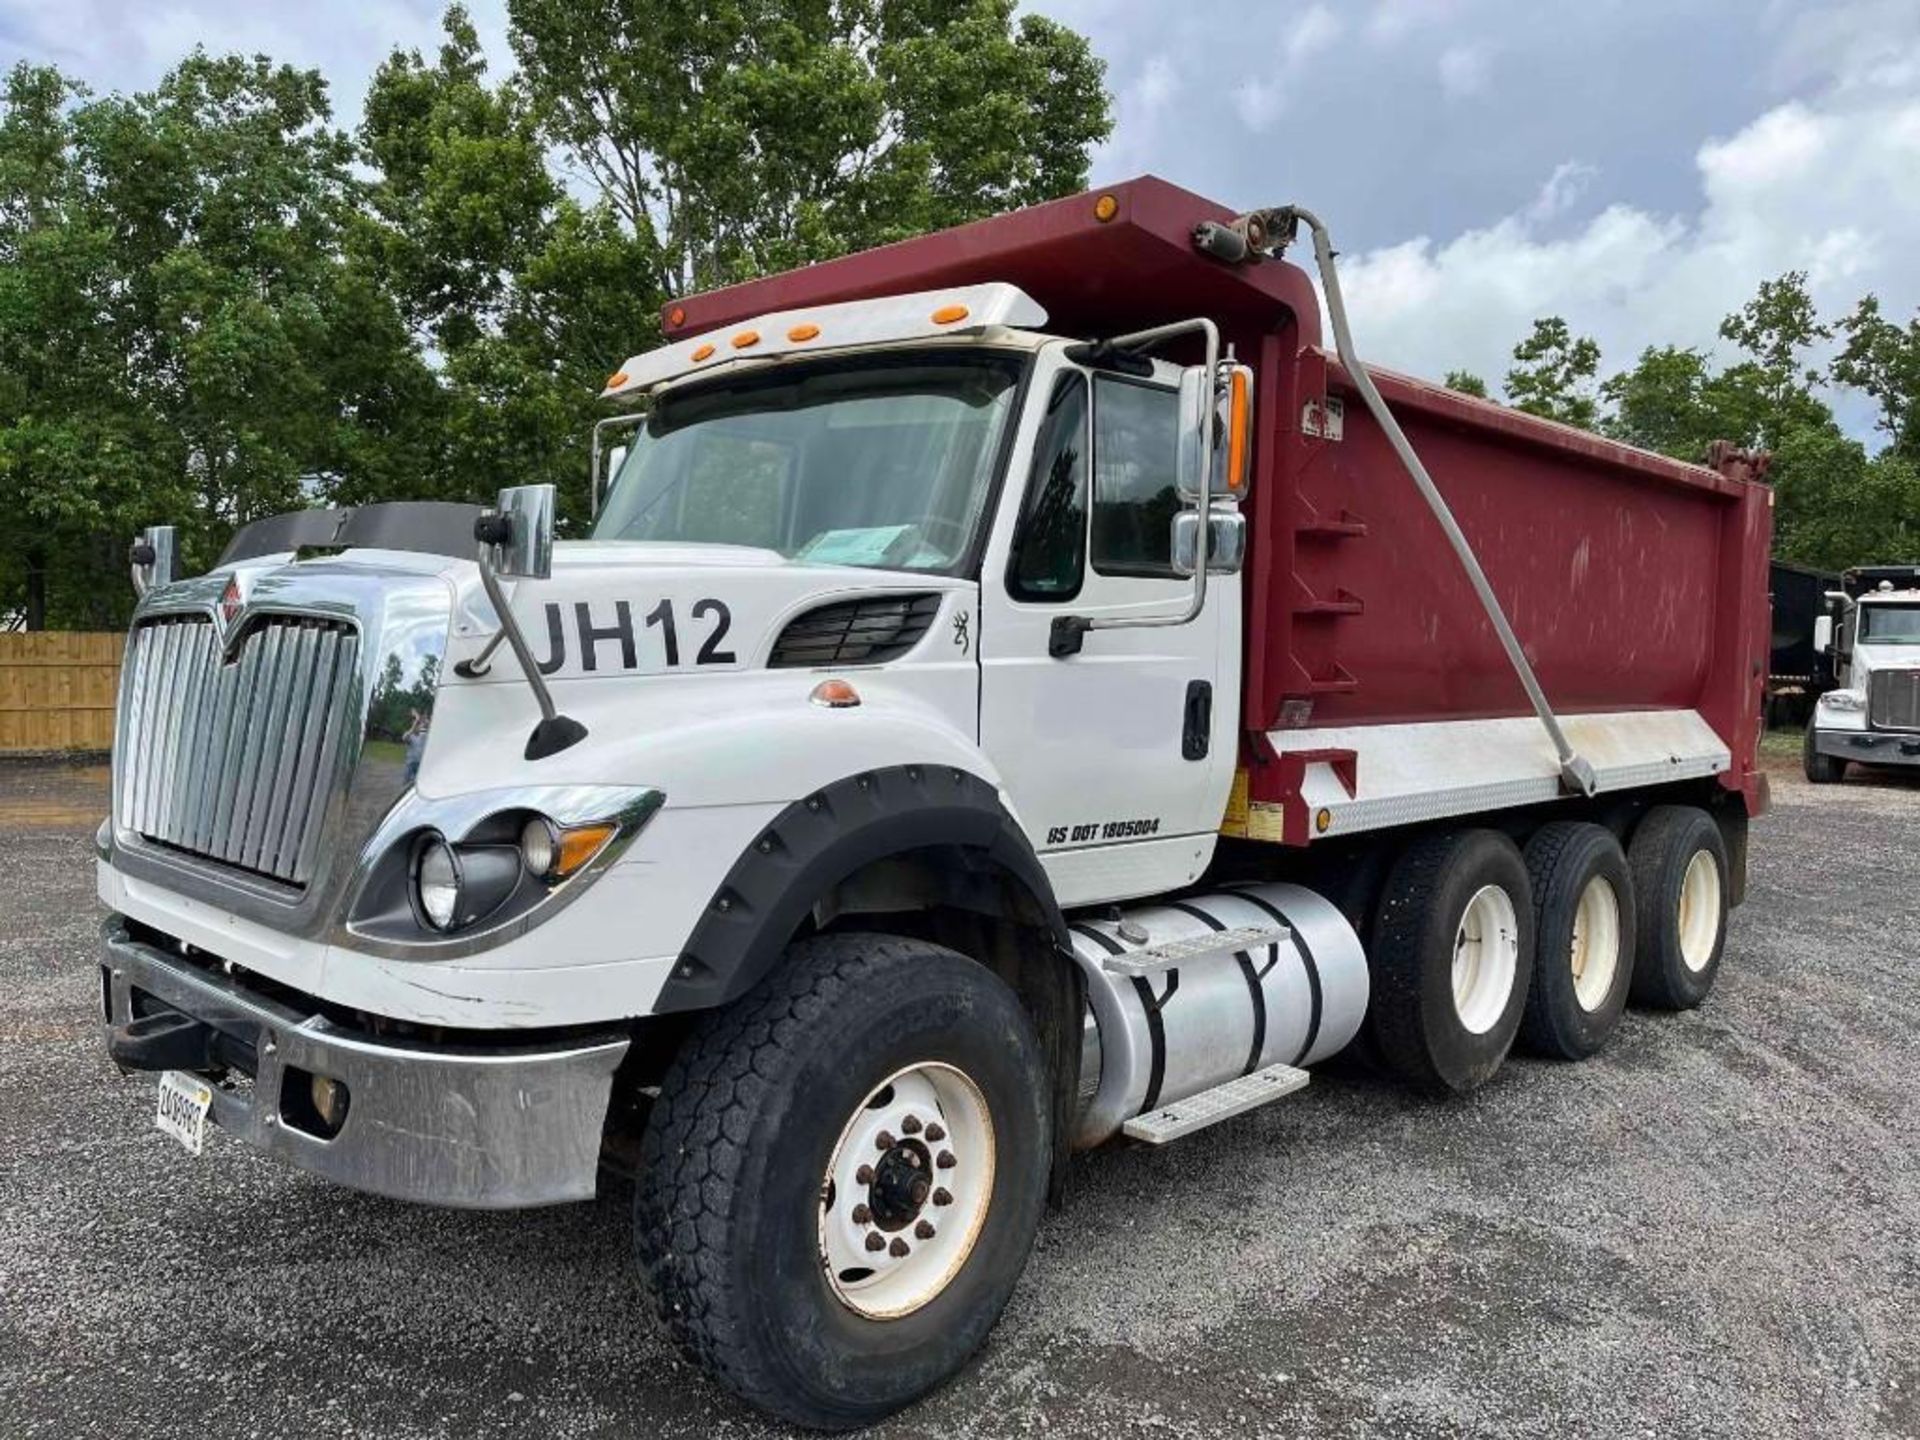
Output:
[
  {"xmin": 1806, "ymin": 562, "xmax": 1920, "ymax": 780},
  {"xmin": 99, "ymin": 175, "xmax": 1770, "ymax": 1430},
  {"xmin": 1768, "ymin": 560, "xmax": 1840, "ymax": 726}
]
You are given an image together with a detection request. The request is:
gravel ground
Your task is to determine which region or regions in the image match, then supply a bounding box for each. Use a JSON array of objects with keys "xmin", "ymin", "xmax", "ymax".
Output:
[{"xmin": 3, "ymin": 754, "xmax": 1916, "ymax": 1439}]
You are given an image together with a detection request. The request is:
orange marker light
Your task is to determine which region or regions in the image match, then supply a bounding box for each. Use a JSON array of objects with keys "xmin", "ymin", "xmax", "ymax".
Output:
[
  {"xmin": 667, "ymin": 306, "xmax": 687, "ymax": 328},
  {"xmin": 787, "ymin": 323, "xmax": 821, "ymax": 342},
  {"xmin": 1093, "ymin": 193, "xmax": 1119, "ymax": 223},
  {"xmin": 1224, "ymin": 368, "xmax": 1251, "ymax": 495},
  {"xmin": 605, "ymin": 371, "xmax": 629, "ymax": 389},
  {"xmin": 691, "ymin": 343, "xmax": 715, "ymax": 362},
  {"xmin": 809, "ymin": 678, "xmax": 862, "ymax": 709},
  {"xmin": 931, "ymin": 304, "xmax": 970, "ymax": 325},
  {"xmin": 555, "ymin": 822, "xmax": 619, "ymax": 879},
  {"xmin": 731, "ymin": 329, "xmax": 761, "ymax": 349}
]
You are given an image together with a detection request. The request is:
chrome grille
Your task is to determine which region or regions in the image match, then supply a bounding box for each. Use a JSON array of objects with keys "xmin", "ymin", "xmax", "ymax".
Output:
[
  {"xmin": 1869, "ymin": 669, "xmax": 1920, "ymax": 732},
  {"xmin": 117, "ymin": 613, "xmax": 360, "ymax": 885}
]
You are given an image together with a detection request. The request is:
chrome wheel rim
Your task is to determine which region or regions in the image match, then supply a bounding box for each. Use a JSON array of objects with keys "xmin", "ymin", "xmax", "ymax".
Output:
[
  {"xmin": 1570, "ymin": 875, "xmax": 1622, "ymax": 1012},
  {"xmin": 1677, "ymin": 850, "xmax": 1722, "ymax": 973},
  {"xmin": 1453, "ymin": 884, "xmax": 1520, "ymax": 1035},
  {"xmin": 818, "ymin": 1062, "xmax": 995, "ymax": 1319}
]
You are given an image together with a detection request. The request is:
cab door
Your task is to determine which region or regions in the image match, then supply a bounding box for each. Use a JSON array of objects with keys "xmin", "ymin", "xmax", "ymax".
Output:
[{"xmin": 977, "ymin": 346, "xmax": 1240, "ymax": 907}]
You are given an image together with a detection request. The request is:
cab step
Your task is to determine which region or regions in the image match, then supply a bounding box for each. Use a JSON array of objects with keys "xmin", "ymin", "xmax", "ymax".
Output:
[
  {"xmin": 1099, "ymin": 922, "xmax": 1290, "ymax": 978},
  {"xmin": 1120, "ymin": 1062, "xmax": 1311, "ymax": 1144}
]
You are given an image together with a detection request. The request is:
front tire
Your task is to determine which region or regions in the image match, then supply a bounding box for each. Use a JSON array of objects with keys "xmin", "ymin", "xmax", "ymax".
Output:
[
  {"xmin": 1369, "ymin": 828, "xmax": 1535, "ymax": 1094},
  {"xmin": 635, "ymin": 933, "xmax": 1051, "ymax": 1430},
  {"xmin": 1803, "ymin": 727, "xmax": 1844, "ymax": 783}
]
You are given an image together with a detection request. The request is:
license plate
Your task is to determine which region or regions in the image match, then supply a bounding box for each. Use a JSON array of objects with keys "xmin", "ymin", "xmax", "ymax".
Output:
[{"xmin": 155, "ymin": 1070, "xmax": 213, "ymax": 1155}]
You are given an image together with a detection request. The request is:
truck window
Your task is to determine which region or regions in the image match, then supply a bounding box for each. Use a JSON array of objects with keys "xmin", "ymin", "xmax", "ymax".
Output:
[
  {"xmin": 1860, "ymin": 604, "xmax": 1920, "ymax": 644},
  {"xmin": 1091, "ymin": 375, "xmax": 1181, "ymax": 577},
  {"xmin": 1007, "ymin": 373, "xmax": 1089, "ymax": 602}
]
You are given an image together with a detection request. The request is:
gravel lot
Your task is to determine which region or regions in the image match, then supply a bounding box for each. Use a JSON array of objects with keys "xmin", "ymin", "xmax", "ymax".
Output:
[{"xmin": 3, "ymin": 753, "xmax": 1916, "ymax": 1439}]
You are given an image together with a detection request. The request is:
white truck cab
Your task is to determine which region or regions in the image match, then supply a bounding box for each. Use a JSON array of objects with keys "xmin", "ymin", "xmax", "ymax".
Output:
[{"xmin": 1806, "ymin": 566, "xmax": 1920, "ymax": 780}]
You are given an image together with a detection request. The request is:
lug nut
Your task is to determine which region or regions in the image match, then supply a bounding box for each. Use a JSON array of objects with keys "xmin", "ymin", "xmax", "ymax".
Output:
[
  {"xmin": 915, "ymin": 1220, "xmax": 936, "ymax": 1240},
  {"xmin": 936, "ymin": 1150, "xmax": 956, "ymax": 1170},
  {"xmin": 906, "ymin": 1151, "xmax": 923, "ymax": 1170},
  {"xmin": 932, "ymin": 1187, "xmax": 953, "ymax": 1207},
  {"xmin": 856, "ymin": 1164, "xmax": 874, "ymax": 1185},
  {"xmin": 875, "ymin": 1130, "xmax": 895, "ymax": 1150},
  {"xmin": 852, "ymin": 1203, "xmax": 872, "ymax": 1225},
  {"xmin": 901, "ymin": 1114, "xmax": 922, "ymax": 1134},
  {"xmin": 889, "ymin": 1238, "xmax": 910, "ymax": 1258},
  {"xmin": 865, "ymin": 1233, "xmax": 886, "ymax": 1253},
  {"xmin": 925, "ymin": 1123, "xmax": 946, "ymax": 1142},
  {"xmin": 910, "ymin": 1180, "xmax": 930, "ymax": 1206}
]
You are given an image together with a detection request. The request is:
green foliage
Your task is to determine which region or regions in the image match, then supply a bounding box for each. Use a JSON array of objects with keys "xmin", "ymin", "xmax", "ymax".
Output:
[
  {"xmin": 0, "ymin": 2, "xmax": 1113, "ymax": 624},
  {"xmin": 1504, "ymin": 316, "xmax": 1601, "ymax": 429},
  {"xmin": 1442, "ymin": 369, "xmax": 1488, "ymax": 399},
  {"xmin": 1832, "ymin": 294, "xmax": 1920, "ymax": 461}
]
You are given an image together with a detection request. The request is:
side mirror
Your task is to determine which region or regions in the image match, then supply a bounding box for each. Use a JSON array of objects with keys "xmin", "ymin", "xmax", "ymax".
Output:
[
  {"xmin": 1176, "ymin": 366, "xmax": 1212, "ymax": 499},
  {"xmin": 1171, "ymin": 509, "xmax": 1246, "ymax": 577},
  {"xmin": 482, "ymin": 484, "xmax": 555, "ymax": 580},
  {"xmin": 130, "ymin": 525, "xmax": 176, "ymax": 596},
  {"xmin": 1813, "ymin": 614, "xmax": 1832, "ymax": 654}
]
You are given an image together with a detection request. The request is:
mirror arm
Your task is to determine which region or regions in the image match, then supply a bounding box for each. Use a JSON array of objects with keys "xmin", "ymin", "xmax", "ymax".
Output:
[{"xmin": 468, "ymin": 506, "xmax": 588, "ymax": 760}]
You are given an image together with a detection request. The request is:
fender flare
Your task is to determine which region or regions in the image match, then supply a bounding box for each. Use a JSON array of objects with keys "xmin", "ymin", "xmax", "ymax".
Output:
[{"xmin": 654, "ymin": 764, "xmax": 1070, "ymax": 1014}]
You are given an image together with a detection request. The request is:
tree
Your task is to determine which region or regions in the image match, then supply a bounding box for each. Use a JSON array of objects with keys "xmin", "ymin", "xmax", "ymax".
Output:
[
  {"xmin": 504, "ymin": 0, "xmax": 1112, "ymax": 295},
  {"xmin": 1832, "ymin": 294, "xmax": 1920, "ymax": 461},
  {"xmin": 1716, "ymin": 270, "xmax": 1831, "ymax": 448},
  {"xmin": 1443, "ymin": 369, "xmax": 1488, "ymax": 399},
  {"xmin": 1504, "ymin": 316, "xmax": 1601, "ymax": 429}
]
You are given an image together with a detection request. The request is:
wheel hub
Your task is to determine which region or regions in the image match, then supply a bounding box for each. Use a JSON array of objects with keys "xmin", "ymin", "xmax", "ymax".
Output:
[{"xmin": 868, "ymin": 1140, "xmax": 934, "ymax": 1229}]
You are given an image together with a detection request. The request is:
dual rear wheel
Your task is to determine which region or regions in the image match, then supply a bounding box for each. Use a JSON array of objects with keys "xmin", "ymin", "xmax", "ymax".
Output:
[{"xmin": 1364, "ymin": 804, "xmax": 1731, "ymax": 1091}]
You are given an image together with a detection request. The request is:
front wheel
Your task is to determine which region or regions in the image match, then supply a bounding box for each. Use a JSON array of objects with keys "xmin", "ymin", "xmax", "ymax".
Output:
[
  {"xmin": 635, "ymin": 933, "xmax": 1051, "ymax": 1430},
  {"xmin": 1803, "ymin": 726, "xmax": 1844, "ymax": 783}
]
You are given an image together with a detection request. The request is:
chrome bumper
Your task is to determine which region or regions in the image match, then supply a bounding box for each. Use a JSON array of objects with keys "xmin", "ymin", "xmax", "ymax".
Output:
[
  {"xmin": 1813, "ymin": 729, "xmax": 1920, "ymax": 766},
  {"xmin": 100, "ymin": 922, "xmax": 629, "ymax": 1209}
]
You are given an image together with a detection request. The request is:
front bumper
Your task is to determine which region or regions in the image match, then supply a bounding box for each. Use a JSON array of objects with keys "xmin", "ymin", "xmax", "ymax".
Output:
[
  {"xmin": 101, "ymin": 922, "xmax": 629, "ymax": 1208},
  {"xmin": 1811, "ymin": 728, "xmax": 1920, "ymax": 766}
]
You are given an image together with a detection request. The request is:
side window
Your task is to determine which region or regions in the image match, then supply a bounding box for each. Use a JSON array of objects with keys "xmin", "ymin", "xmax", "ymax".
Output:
[
  {"xmin": 1008, "ymin": 373, "xmax": 1089, "ymax": 602},
  {"xmin": 1091, "ymin": 377, "xmax": 1181, "ymax": 577}
]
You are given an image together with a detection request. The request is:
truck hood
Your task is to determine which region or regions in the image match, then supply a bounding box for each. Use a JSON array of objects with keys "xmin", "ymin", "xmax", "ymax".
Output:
[
  {"xmin": 1850, "ymin": 642, "xmax": 1920, "ymax": 675},
  {"xmin": 447, "ymin": 539, "xmax": 973, "ymax": 681}
]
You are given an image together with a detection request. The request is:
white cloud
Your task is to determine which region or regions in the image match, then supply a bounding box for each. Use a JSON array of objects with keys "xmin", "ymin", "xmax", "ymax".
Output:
[
  {"xmin": 1436, "ymin": 42, "xmax": 1491, "ymax": 99},
  {"xmin": 1366, "ymin": 0, "xmax": 1462, "ymax": 45},
  {"xmin": 1231, "ymin": 76, "xmax": 1282, "ymax": 131},
  {"xmin": 1327, "ymin": 73, "xmax": 1920, "ymax": 420},
  {"xmin": 1286, "ymin": 4, "xmax": 1342, "ymax": 66}
]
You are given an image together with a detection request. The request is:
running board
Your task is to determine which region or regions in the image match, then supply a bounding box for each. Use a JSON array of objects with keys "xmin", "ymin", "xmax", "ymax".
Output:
[
  {"xmin": 1122, "ymin": 1063, "xmax": 1311, "ymax": 1144},
  {"xmin": 1099, "ymin": 923, "xmax": 1290, "ymax": 978}
]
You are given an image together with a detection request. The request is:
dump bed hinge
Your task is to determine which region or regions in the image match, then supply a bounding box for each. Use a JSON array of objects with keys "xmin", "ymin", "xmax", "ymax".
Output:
[
  {"xmin": 1099, "ymin": 923, "xmax": 1290, "ymax": 978},
  {"xmin": 1122, "ymin": 1063, "xmax": 1311, "ymax": 1144}
]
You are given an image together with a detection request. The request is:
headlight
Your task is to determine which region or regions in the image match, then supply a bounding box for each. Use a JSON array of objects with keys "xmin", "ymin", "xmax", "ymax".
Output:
[
  {"xmin": 519, "ymin": 817, "xmax": 557, "ymax": 878},
  {"xmin": 1824, "ymin": 689, "xmax": 1866, "ymax": 712},
  {"xmin": 410, "ymin": 831, "xmax": 522, "ymax": 933},
  {"xmin": 413, "ymin": 834, "xmax": 461, "ymax": 930}
]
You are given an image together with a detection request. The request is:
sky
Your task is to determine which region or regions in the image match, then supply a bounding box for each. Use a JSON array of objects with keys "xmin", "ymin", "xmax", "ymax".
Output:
[{"xmin": 4, "ymin": 0, "xmax": 1918, "ymax": 436}]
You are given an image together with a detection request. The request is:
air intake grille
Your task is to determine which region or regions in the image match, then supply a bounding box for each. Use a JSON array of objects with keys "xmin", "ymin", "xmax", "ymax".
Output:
[
  {"xmin": 769, "ymin": 593, "xmax": 943, "ymax": 668},
  {"xmin": 1869, "ymin": 669, "xmax": 1920, "ymax": 732},
  {"xmin": 116, "ymin": 613, "xmax": 360, "ymax": 885}
]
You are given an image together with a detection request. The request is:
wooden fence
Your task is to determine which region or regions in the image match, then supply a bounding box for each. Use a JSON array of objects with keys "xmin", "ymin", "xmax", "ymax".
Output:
[{"xmin": 0, "ymin": 632, "xmax": 123, "ymax": 754}]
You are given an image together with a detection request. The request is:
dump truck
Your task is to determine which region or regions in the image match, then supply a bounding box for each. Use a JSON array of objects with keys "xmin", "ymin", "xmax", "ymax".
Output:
[
  {"xmin": 1806, "ymin": 562, "xmax": 1920, "ymax": 780},
  {"xmin": 98, "ymin": 176, "xmax": 1771, "ymax": 1429}
]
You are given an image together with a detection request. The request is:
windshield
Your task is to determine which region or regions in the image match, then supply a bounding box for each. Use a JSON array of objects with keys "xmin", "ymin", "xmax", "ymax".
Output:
[
  {"xmin": 591, "ymin": 352, "xmax": 1024, "ymax": 573},
  {"xmin": 1860, "ymin": 603, "xmax": 1920, "ymax": 644}
]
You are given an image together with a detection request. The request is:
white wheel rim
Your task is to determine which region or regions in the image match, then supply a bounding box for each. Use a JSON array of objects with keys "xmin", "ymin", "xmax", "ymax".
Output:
[
  {"xmin": 1677, "ymin": 849, "xmax": 1722, "ymax": 973},
  {"xmin": 1569, "ymin": 875, "xmax": 1622, "ymax": 1012},
  {"xmin": 818, "ymin": 1062, "xmax": 995, "ymax": 1319},
  {"xmin": 1452, "ymin": 884, "xmax": 1520, "ymax": 1034}
]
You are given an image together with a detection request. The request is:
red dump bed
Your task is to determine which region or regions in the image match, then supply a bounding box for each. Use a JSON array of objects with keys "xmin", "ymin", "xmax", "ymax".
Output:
[{"xmin": 668, "ymin": 176, "xmax": 1772, "ymax": 817}]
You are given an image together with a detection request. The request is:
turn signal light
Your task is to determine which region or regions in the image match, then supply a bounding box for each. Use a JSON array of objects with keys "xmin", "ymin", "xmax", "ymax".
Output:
[
  {"xmin": 810, "ymin": 678, "xmax": 862, "ymax": 709},
  {"xmin": 930, "ymin": 304, "xmax": 970, "ymax": 325},
  {"xmin": 1223, "ymin": 367, "xmax": 1252, "ymax": 496},
  {"xmin": 556, "ymin": 822, "xmax": 619, "ymax": 879}
]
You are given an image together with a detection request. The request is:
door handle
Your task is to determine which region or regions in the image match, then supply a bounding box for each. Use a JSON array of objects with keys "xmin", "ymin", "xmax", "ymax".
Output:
[{"xmin": 1182, "ymin": 680, "xmax": 1212, "ymax": 761}]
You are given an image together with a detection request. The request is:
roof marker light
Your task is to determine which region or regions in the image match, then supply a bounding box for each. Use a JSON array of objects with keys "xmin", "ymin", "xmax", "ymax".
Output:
[
  {"xmin": 667, "ymin": 306, "xmax": 687, "ymax": 327},
  {"xmin": 691, "ymin": 343, "xmax": 715, "ymax": 362},
  {"xmin": 1093, "ymin": 193, "xmax": 1119, "ymax": 223},
  {"xmin": 931, "ymin": 304, "xmax": 970, "ymax": 325},
  {"xmin": 788, "ymin": 323, "xmax": 821, "ymax": 342},
  {"xmin": 606, "ymin": 371, "xmax": 629, "ymax": 388},
  {"xmin": 731, "ymin": 329, "xmax": 761, "ymax": 349}
]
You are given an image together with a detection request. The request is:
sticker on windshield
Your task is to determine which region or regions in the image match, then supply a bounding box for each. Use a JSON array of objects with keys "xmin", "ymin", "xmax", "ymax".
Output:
[{"xmin": 794, "ymin": 526, "xmax": 914, "ymax": 567}]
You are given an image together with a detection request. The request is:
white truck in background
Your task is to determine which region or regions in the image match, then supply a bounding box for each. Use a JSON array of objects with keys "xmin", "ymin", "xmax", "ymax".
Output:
[{"xmin": 1806, "ymin": 564, "xmax": 1920, "ymax": 781}]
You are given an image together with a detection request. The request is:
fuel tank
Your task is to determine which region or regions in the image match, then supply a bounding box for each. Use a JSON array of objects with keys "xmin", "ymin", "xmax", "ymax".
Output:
[{"xmin": 1069, "ymin": 882, "xmax": 1368, "ymax": 1148}]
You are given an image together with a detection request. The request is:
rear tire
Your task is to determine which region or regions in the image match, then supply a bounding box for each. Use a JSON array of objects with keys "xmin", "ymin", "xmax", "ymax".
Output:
[
  {"xmin": 1803, "ymin": 727, "xmax": 1844, "ymax": 783},
  {"xmin": 1518, "ymin": 823, "xmax": 1635, "ymax": 1059},
  {"xmin": 1369, "ymin": 828, "xmax": 1534, "ymax": 1094},
  {"xmin": 1627, "ymin": 806, "xmax": 1729, "ymax": 1010},
  {"xmin": 635, "ymin": 934, "xmax": 1051, "ymax": 1430}
]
